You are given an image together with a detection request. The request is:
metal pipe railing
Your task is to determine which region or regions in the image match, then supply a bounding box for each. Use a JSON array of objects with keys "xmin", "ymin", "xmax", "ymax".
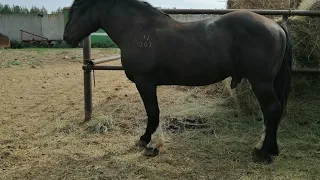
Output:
[
  {"xmin": 89, "ymin": 55, "xmax": 121, "ymax": 65},
  {"xmin": 82, "ymin": 65, "xmax": 123, "ymax": 71},
  {"xmin": 20, "ymin": 29, "xmax": 48, "ymax": 41},
  {"xmin": 82, "ymin": 65, "xmax": 320, "ymax": 75},
  {"xmin": 63, "ymin": 7, "xmax": 320, "ymax": 17},
  {"xmin": 161, "ymin": 9, "xmax": 320, "ymax": 17}
]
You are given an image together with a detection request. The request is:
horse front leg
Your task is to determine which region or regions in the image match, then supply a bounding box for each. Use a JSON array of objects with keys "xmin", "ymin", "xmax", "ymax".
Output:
[{"xmin": 134, "ymin": 76, "xmax": 164, "ymax": 157}]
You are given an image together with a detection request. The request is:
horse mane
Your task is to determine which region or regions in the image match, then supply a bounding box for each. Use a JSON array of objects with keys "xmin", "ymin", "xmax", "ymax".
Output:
[
  {"xmin": 69, "ymin": 0, "xmax": 97, "ymax": 14},
  {"xmin": 124, "ymin": 0, "xmax": 171, "ymax": 18},
  {"xmin": 70, "ymin": 0, "xmax": 171, "ymax": 18},
  {"xmin": 71, "ymin": 0, "xmax": 93, "ymax": 7}
]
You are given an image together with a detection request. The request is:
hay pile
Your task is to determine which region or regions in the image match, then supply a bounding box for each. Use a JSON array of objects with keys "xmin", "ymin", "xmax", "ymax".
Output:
[
  {"xmin": 227, "ymin": 0, "xmax": 302, "ymax": 9},
  {"xmin": 222, "ymin": 0, "xmax": 320, "ymax": 117},
  {"xmin": 288, "ymin": 0, "xmax": 320, "ymax": 68}
]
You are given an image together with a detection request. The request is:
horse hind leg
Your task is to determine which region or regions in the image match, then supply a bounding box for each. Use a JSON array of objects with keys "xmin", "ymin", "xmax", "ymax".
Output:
[{"xmin": 250, "ymin": 80, "xmax": 282, "ymax": 163}]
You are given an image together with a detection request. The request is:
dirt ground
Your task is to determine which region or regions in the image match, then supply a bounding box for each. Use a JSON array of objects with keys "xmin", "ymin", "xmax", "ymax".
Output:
[{"xmin": 0, "ymin": 48, "xmax": 320, "ymax": 180}]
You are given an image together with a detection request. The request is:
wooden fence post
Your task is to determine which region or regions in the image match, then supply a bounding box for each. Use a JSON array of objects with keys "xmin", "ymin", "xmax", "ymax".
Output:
[{"xmin": 83, "ymin": 36, "xmax": 92, "ymax": 121}]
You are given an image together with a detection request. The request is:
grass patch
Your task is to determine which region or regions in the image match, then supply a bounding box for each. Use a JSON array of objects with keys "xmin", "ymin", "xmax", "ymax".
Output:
[
  {"xmin": 26, "ymin": 60, "xmax": 42, "ymax": 67},
  {"xmin": 4, "ymin": 60, "xmax": 22, "ymax": 67}
]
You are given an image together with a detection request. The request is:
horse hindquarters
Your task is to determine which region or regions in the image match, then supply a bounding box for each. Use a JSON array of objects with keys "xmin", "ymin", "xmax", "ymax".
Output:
[
  {"xmin": 251, "ymin": 25, "xmax": 293, "ymax": 163},
  {"xmin": 274, "ymin": 24, "xmax": 293, "ymax": 112}
]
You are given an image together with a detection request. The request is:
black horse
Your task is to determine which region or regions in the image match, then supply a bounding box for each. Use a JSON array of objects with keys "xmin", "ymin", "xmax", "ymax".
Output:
[{"xmin": 64, "ymin": 0, "xmax": 292, "ymax": 163}]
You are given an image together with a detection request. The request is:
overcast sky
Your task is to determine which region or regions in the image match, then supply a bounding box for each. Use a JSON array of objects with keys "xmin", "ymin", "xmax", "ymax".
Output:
[{"xmin": 0, "ymin": 0, "xmax": 226, "ymax": 13}]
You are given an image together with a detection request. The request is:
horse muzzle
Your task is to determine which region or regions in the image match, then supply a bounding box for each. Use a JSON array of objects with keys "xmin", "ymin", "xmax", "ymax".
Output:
[{"xmin": 63, "ymin": 34, "xmax": 79, "ymax": 48}]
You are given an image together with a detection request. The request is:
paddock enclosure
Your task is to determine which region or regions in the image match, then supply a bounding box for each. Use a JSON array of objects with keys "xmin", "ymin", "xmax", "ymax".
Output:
[{"xmin": 1, "ymin": 5, "xmax": 320, "ymax": 180}]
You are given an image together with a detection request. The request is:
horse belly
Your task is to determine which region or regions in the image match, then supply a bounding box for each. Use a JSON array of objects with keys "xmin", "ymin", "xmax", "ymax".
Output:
[
  {"xmin": 157, "ymin": 75, "xmax": 226, "ymax": 86},
  {"xmin": 155, "ymin": 62, "xmax": 228, "ymax": 86}
]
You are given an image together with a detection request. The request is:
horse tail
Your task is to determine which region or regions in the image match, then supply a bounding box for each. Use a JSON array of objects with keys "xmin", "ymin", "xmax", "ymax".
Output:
[{"xmin": 274, "ymin": 23, "xmax": 293, "ymax": 113}]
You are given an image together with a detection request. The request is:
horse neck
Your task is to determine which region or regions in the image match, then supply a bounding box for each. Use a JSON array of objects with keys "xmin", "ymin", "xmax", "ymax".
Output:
[{"xmin": 100, "ymin": 1, "xmax": 173, "ymax": 48}]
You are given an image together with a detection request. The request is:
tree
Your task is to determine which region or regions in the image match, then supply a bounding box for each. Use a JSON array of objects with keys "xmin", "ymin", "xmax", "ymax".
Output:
[
  {"xmin": 0, "ymin": 3, "xmax": 30, "ymax": 14},
  {"xmin": 51, "ymin": 7, "xmax": 63, "ymax": 14},
  {"xmin": 21, "ymin": 7, "xmax": 29, "ymax": 14},
  {"xmin": 40, "ymin": 6, "xmax": 48, "ymax": 14},
  {"xmin": 29, "ymin": 6, "xmax": 41, "ymax": 14},
  {"xmin": 12, "ymin": 5, "xmax": 22, "ymax": 14},
  {"xmin": 0, "ymin": 3, "xmax": 49, "ymax": 15},
  {"xmin": 1, "ymin": 4, "xmax": 12, "ymax": 14}
]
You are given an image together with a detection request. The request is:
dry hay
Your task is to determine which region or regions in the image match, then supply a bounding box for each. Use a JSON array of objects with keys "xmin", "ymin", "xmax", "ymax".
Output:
[
  {"xmin": 288, "ymin": 0, "xmax": 320, "ymax": 68},
  {"xmin": 227, "ymin": 0, "xmax": 302, "ymax": 10}
]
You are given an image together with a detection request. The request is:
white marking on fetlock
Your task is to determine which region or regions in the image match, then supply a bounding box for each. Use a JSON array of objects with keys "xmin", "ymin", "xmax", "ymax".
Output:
[
  {"xmin": 255, "ymin": 124, "xmax": 266, "ymax": 149},
  {"xmin": 147, "ymin": 124, "xmax": 164, "ymax": 151}
]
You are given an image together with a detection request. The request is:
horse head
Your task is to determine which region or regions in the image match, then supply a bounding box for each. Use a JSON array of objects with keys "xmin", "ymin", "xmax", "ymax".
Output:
[{"xmin": 63, "ymin": 0, "xmax": 115, "ymax": 47}]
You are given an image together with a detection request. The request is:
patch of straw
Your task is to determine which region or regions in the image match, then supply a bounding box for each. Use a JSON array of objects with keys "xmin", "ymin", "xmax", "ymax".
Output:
[{"xmin": 288, "ymin": 0, "xmax": 320, "ymax": 68}]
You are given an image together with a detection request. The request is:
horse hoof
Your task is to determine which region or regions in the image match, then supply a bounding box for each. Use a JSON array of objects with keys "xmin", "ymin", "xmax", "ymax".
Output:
[
  {"xmin": 269, "ymin": 146, "xmax": 279, "ymax": 156},
  {"xmin": 135, "ymin": 140, "xmax": 148, "ymax": 148},
  {"xmin": 143, "ymin": 147, "xmax": 159, "ymax": 157},
  {"xmin": 252, "ymin": 148, "xmax": 272, "ymax": 164}
]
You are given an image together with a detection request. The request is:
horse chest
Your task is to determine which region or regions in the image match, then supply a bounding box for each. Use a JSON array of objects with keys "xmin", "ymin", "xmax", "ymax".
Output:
[{"xmin": 124, "ymin": 26, "xmax": 156, "ymax": 55}]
